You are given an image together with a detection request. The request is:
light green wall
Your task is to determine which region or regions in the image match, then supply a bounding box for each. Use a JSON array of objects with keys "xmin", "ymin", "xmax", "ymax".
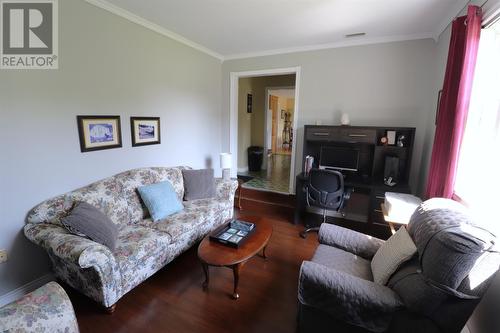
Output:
[
  {"xmin": 0, "ymin": 0, "xmax": 222, "ymax": 298},
  {"xmin": 223, "ymin": 39, "xmax": 437, "ymax": 194}
]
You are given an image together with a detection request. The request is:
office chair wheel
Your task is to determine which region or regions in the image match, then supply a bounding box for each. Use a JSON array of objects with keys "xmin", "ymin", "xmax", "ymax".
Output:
[{"xmin": 300, "ymin": 227, "xmax": 320, "ymax": 239}]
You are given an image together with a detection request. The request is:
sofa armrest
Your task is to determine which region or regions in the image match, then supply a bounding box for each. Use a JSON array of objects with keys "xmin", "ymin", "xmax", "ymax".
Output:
[
  {"xmin": 215, "ymin": 178, "xmax": 239, "ymax": 202},
  {"xmin": 299, "ymin": 261, "xmax": 403, "ymax": 332},
  {"xmin": 0, "ymin": 282, "xmax": 79, "ymax": 333},
  {"xmin": 24, "ymin": 223, "xmax": 122, "ymax": 306},
  {"xmin": 318, "ymin": 223, "xmax": 385, "ymax": 259}
]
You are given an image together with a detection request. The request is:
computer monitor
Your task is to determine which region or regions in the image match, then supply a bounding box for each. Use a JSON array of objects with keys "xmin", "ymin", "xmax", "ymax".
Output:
[{"xmin": 319, "ymin": 146, "xmax": 359, "ymax": 172}]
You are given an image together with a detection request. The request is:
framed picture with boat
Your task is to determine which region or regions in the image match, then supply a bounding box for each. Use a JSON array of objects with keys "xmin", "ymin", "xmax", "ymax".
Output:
[
  {"xmin": 130, "ymin": 117, "xmax": 161, "ymax": 147},
  {"xmin": 77, "ymin": 115, "xmax": 122, "ymax": 152}
]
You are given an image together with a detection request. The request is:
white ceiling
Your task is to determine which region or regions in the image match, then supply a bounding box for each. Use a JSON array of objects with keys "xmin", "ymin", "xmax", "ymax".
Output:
[{"xmin": 88, "ymin": 0, "xmax": 469, "ymax": 60}]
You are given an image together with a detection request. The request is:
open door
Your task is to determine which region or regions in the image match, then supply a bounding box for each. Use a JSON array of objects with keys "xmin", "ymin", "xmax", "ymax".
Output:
[{"xmin": 269, "ymin": 95, "xmax": 279, "ymax": 153}]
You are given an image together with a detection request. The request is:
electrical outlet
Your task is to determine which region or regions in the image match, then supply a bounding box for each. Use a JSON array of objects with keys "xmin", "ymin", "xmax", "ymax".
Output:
[{"xmin": 0, "ymin": 250, "xmax": 7, "ymax": 264}]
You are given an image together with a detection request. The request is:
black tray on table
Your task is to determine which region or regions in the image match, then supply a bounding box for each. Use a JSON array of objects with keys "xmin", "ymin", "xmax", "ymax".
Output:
[{"xmin": 209, "ymin": 219, "xmax": 256, "ymax": 248}]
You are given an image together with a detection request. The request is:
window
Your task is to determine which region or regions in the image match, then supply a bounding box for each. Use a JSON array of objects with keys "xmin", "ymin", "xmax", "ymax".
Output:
[{"xmin": 454, "ymin": 22, "xmax": 500, "ymax": 233}]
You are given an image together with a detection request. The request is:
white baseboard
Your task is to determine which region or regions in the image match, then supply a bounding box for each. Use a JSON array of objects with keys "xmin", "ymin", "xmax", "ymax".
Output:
[{"xmin": 0, "ymin": 273, "xmax": 55, "ymax": 307}]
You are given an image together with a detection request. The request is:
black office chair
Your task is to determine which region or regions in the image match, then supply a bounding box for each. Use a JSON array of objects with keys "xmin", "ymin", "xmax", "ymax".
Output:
[{"xmin": 300, "ymin": 168, "xmax": 352, "ymax": 239}]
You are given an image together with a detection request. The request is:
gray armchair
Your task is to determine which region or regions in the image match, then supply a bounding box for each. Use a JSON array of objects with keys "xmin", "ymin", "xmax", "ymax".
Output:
[{"xmin": 298, "ymin": 198, "xmax": 500, "ymax": 333}]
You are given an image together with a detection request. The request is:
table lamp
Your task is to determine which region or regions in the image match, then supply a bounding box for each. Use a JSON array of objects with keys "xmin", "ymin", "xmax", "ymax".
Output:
[{"xmin": 220, "ymin": 153, "xmax": 232, "ymax": 181}]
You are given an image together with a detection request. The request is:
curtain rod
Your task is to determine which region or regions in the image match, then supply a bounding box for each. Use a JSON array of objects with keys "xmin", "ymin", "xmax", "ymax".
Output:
[{"xmin": 440, "ymin": 0, "xmax": 489, "ymax": 36}]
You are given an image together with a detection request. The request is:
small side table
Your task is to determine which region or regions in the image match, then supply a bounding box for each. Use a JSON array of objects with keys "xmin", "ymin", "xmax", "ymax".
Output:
[{"xmin": 381, "ymin": 203, "xmax": 410, "ymax": 234}]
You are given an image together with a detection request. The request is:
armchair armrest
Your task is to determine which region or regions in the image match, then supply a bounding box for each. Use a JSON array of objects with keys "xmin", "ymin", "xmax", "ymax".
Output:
[
  {"xmin": 24, "ymin": 223, "xmax": 122, "ymax": 306},
  {"xmin": 299, "ymin": 261, "xmax": 403, "ymax": 332},
  {"xmin": 318, "ymin": 223, "xmax": 384, "ymax": 259},
  {"xmin": 0, "ymin": 282, "xmax": 79, "ymax": 333},
  {"xmin": 215, "ymin": 178, "xmax": 238, "ymax": 202}
]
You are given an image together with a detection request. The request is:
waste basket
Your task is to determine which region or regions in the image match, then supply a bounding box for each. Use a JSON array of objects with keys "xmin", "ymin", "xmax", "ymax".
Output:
[{"xmin": 247, "ymin": 146, "xmax": 264, "ymax": 172}]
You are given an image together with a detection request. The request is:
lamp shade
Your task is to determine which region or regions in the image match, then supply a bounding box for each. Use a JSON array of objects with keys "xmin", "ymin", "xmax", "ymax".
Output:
[{"xmin": 220, "ymin": 153, "xmax": 232, "ymax": 169}]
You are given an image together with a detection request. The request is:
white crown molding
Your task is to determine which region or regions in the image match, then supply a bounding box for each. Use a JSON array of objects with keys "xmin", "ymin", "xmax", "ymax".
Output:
[
  {"xmin": 83, "ymin": 0, "xmax": 452, "ymax": 62},
  {"xmin": 0, "ymin": 274, "xmax": 54, "ymax": 307},
  {"xmin": 84, "ymin": 0, "xmax": 224, "ymax": 61},
  {"xmin": 433, "ymin": 0, "xmax": 471, "ymax": 41},
  {"xmin": 223, "ymin": 33, "xmax": 434, "ymax": 61}
]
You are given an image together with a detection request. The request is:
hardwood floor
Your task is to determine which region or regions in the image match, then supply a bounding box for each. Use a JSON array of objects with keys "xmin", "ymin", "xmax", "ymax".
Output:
[{"xmin": 69, "ymin": 208, "xmax": 318, "ymax": 333}]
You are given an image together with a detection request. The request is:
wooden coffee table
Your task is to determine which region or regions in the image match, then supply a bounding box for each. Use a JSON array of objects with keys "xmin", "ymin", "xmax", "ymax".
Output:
[{"xmin": 197, "ymin": 216, "xmax": 273, "ymax": 299}]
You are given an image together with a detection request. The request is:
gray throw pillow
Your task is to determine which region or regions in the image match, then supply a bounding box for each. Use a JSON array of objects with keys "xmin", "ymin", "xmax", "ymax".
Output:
[
  {"xmin": 182, "ymin": 169, "xmax": 216, "ymax": 201},
  {"xmin": 61, "ymin": 202, "xmax": 119, "ymax": 251}
]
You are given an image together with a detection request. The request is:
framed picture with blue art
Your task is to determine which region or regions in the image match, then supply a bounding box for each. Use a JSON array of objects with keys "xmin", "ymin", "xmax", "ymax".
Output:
[
  {"xmin": 77, "ymin": 115, "xmax": 122, "ymax": 152},
  {"xmin": 130, "ymin": 117, "xmax": 161, "ymax": 147}
]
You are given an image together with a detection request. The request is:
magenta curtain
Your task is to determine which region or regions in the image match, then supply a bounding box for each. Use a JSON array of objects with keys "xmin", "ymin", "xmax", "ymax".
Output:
[{"xmin": 426, "ymin": 6, "xmax": 482, "ymax": 199}]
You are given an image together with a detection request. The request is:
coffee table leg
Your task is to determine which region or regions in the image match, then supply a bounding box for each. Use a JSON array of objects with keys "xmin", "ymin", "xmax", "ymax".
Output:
[
  {"xmin": 232, "ymin": 264, "xmax": 241, "ymax": 300},
  {"xmin": 202, "ymin": 263, "xmax": 209, "ymax": 290}
]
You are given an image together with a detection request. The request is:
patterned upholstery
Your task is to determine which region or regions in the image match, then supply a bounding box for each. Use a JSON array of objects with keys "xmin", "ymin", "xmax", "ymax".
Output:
[
  {"xmin": 0, "ymin": 282, "xmax": 79, "ymax": 333},
  {"xmin": 24, "ymin": 167, "xmax": 238, "ymax": 308}
]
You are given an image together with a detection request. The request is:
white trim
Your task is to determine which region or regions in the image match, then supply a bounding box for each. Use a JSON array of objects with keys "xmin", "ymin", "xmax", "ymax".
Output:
[
  {"xmin": 0, "ymin": 274, "xmax": 54, "ymax": 307},
  {"xmin": 84, "ymin": 0, "xmax": 224, "ymax": 61},
  {"xmin": 433, "ymin": 0, "xmax": 500, "ymax": 40},
  {"xmin": 237, "ymin": 167, "xmax": 249, "ymax": 173},
  {"xmin": 229, "ymin": 67, "xmax": 301, "ymax": 195},
  {"xmin": 289, "ymin": 68, "xmax": 301, "ymax": 195},
  {"xmin": 241, "ymin": 183, "xmax": 290, "ymax": 196},
  {"xmin": 483, "ymin": 0, "xmax": 500, "ymax": 27},
  {"xmin": 434, "ymin": 0, "xmax": 470, "ymax": 40},
  {"xmin": 224, "ymin": 34, "xmax": 433, "ymax": 60}
]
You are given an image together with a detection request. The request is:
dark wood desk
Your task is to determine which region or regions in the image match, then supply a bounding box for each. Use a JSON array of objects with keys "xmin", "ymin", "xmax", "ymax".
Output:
[
  {"xmin": 294, "ymin": 172, "xmax": 411, "ymax": 236},
  {"xmin": 295, "ymin": 124, "xmax": 415, "ymax": 237}
]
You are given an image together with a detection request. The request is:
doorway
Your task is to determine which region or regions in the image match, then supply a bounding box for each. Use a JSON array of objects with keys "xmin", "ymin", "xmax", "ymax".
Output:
[
  {"xmin": 229, "ymin": 67, "xmax": 301, "ymax": 195},
  {"xmin": 260, "ymin": 87, "xmax": 295, "ymax": 192}
]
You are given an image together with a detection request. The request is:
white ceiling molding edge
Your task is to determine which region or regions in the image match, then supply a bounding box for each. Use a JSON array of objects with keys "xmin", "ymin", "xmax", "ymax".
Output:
[
  {"xmin": 433, "ymin": 0, "xmax": 480, "ymax": 40},
  {"xmin": 223, "ymin": 33, "xmax": 434, "ymax": 61},
  {"xmin": 83, "ymin": 0, "xmax": 452, "ymax": 62},
  {"xmin": 84, "ymin": 0, "xmax": 225, "ymax": 61}
]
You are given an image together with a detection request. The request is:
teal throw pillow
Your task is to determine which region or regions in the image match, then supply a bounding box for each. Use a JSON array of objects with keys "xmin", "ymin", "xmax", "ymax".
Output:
[{"xmin": 138, "ymin": 181, "xmax": 183, "ymax": 221}]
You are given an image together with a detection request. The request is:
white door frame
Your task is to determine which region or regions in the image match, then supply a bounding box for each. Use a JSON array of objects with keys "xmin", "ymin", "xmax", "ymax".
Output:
[{"xmin": 229, "ymin": 66, "xmax": 301, "ymax": 195}]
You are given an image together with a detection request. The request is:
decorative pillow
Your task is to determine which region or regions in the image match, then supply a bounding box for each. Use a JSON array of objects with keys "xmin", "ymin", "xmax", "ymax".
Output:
[
  {"xmin": 182, "ymin": 169, "xmax": 216, "ymax": 201},
  {"xmin": 61, "ymin": 202, "xmax": 118, "ymax": 251},
  {"xmin": 371, "ymin": 226, "xmax": 417, "ymax": 285},
  {"xmin": 137, "ymin": 180, "xmax": 183, "ymax": 221}
]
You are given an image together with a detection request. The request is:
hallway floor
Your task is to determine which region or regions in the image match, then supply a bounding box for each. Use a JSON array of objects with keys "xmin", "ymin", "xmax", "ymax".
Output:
[{"xmin": 239, "ymin": 154, "xmax": 291, "ymax": 193}]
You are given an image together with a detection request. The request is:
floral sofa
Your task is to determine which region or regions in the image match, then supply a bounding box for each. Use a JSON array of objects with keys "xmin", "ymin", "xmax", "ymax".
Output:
[
  {"xmin": 24, "ymin": 167, "xmax": 238, "ymax": 311},
  {"xmin": 0, "ymin": 281, "xmax": 79, "ymax": 332}
]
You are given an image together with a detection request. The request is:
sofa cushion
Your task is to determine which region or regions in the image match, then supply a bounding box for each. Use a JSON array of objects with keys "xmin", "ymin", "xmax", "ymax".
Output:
[
  {"xmin": 312, "ymin": 244, "xmax": 373, "ymax": 281},
  {"xmin": 116, "ymin": 167, "xmax": 186, "ymax": 223},
  {"xmin": 69, "ymin": 176, "xmax": 129, "ymax": 226},
  {"xmin": 149, "ymin": 209, "xmax": 212, "ymax": 241},
  {"xmin": 114, "ymin": 224, "xmax": 172, "ymax": 262},
  {"xmin": 147, "ymin": 198, "xmax": 229, "ymax": 241},
  {"xmin": 371, "ymin": 226, "xmax": 416, "ymax": 285},
  {"xmin": 182, "ymin": 169, "xmax": 216, "ymax": 200},
  {"xmin": 183, "ymin": 197, "xmax": 232, "ymax": 212},
  {"xmin": 114, "ymin": 224, "xmax": 172, "ymax": 292},
  {"xmin": 61, "ymin": 202, "xmax": 118, "ymax": 251},
  {"xmin": 138, "ymin": 181, "xmax": 184, "ymax": 222},
  {"xmin": 26, "ymin": 175, "xmax": 129, "ymax": 226}
]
